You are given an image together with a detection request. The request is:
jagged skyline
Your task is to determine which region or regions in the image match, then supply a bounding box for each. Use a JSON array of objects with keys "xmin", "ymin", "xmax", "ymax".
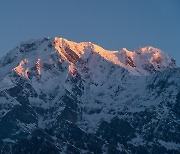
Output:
[
  {"xmin": 0, "ymin": 36, "xmax": 180, "ymax": 153},
  {"xmin": 0, "ymin": 0, "xmax": 180, "ymax": 65}
]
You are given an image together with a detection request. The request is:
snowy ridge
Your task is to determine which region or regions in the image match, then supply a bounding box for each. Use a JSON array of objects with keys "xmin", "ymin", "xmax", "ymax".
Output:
[
  {"xmin": 53, "ymin": 37, "xmax": 176, "ymax": 76},
  {"xmin": 0, "ymin": 37, "xmax": 176, "ymax": 80},
  {"xmin": 0, "ymin": 37, "xmax": 179, "ymax": 153}
]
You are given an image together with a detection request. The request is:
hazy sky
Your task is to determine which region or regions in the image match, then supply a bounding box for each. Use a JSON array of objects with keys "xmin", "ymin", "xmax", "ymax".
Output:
[{"xmin": 0, "ymin": 0, "xmax": 180, "ymax": 65}]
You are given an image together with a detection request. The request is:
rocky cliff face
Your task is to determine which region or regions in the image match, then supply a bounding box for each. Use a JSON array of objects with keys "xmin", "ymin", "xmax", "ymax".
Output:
[{"xmin": 0, "ymin": 37, "xmax": 179, "ymax": 153}]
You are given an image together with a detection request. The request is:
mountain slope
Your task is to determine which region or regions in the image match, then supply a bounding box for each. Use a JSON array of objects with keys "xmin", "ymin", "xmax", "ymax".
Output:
[{"xmin": 0, "ymin": 37, "xmax": 179, "ymax": 153}]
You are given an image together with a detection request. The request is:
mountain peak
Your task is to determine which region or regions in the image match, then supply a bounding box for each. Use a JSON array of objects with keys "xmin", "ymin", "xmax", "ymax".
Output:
[
  {"xmin": 0, "ymin": 37, "xmax": 179, "ymax": 153},
  {"xmin": 0, "ymin": 37, "xmax": 176, "ymax": 80},
  {"xmin": 52, "ymin": 37, "xmax": 176, "ymax": 75}
]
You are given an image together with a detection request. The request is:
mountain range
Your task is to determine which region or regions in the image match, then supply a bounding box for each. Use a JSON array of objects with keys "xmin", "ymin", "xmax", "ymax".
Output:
[{"xmin": 0, "ymin": 37, "xmax": 179, "ymax": 153}]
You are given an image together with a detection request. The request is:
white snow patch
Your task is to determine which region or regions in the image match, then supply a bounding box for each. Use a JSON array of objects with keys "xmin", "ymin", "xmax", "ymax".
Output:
[{"xmin": 158, "ymin": 140, "xmax": 180, "ymax": 150}]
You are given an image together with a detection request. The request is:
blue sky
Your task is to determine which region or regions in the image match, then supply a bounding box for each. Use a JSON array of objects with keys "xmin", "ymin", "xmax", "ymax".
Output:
[{"xmin": 0, "ymin": 0, "xmax": 180, "ymax": 65}]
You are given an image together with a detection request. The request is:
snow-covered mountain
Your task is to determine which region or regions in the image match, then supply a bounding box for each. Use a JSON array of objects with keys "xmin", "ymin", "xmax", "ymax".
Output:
[{"xmin": 0, "ymin": 37, "xmax": 179, "ymax": 153}]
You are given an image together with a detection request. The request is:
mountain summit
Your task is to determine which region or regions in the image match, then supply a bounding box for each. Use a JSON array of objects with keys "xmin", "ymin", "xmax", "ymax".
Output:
[
  {"xmin": 0, "ymin": 37, "xmax": 179, "ymax": 153},
  {"xmin": 53, "ymin": 37, "xmax": 176, "ymax": 75},
  {"xmin": 0, "ymin": 37, "xmax": 176, "ymax": 80}
]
